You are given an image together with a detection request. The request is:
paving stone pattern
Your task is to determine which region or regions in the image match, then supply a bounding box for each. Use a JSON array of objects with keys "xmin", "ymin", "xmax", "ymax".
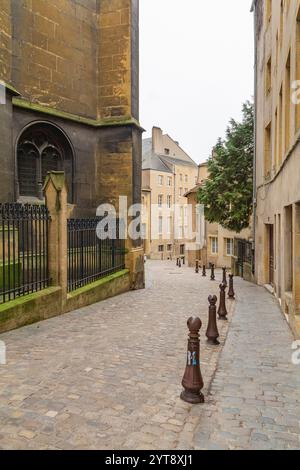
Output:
[{"xmin": 0, "ymin": 261, "xmax": 299, "ymax": 450}]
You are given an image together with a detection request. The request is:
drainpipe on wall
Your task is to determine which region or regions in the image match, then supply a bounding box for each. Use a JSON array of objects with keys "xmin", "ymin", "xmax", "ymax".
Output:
[{"xmin": 251, "ymin": 0, "xmax": 258, "ymax": 278}]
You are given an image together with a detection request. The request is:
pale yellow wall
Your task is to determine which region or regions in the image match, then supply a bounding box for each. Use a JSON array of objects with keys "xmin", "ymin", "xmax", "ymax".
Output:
[
  {"xmin": 142, "ymin": 128, "xmax": 198, "ymax": 259},
  {"xmin": 207, "ymin": 224, "xmax": 251, "ymax": 268},
  {"xmin": 255, "ymin": 0, "xmax": 300, "ymax": 336}
]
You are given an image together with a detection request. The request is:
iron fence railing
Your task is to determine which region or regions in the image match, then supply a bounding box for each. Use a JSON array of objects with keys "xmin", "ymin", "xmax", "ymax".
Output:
[
  {"xmin": 0, "ymin": 203, "xmax": 50, "ymax": 304},
  {"xmin": 234, "ymin": 238, "xmax": 254, "ymax": 276},
  {"xmin": 67, "ymin": 218, "xmax": 126, "ymax": 292}
]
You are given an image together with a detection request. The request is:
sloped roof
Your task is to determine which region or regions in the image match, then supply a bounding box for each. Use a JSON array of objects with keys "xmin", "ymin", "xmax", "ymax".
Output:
[
  {"xmin": 142, "ymin": 137, "xmax": 198, "ymax": 172},
  {"xmin": 142, "ymin": 139, "xmax": 173, "ymax": 174}
]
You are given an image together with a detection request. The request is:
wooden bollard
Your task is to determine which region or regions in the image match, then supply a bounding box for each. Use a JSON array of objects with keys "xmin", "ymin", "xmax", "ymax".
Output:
[
  {"xmin": 195, "ymin": 260, "xmax": 199, "ymax": 274},
  {"xmin": 222, "ymin": 267, "xmax": 227, "ymax": 287},
  {"xmin": 218, "ymin": 283, "xmax": 228, "ymax": 321},
  {"xmin": 181, "ymin": 317, "xmax": 204, "ymax": 404},
  {"xmin": 206, "ymin": 295, "xmax": 220, "ymax": 345},
  {"xmin": 202, "ymin": 265, "xmax": 206, "ymax": 277},
  {"xmin": 210, "ymin": 263, "xmax": 215, "ymax": 281},
  {"xmin": 228, "ymin": 274, "xmax": 235, "ymax": 300}
]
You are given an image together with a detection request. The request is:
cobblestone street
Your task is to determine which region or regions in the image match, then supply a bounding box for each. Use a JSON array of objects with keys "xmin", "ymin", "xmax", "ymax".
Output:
[{"xmin": 0, "ymin": 261, "xmax": 299, "ymax": 450}]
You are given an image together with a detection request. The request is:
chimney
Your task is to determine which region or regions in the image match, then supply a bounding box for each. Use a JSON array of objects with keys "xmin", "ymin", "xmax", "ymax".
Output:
[{"xmin": 152, "ymin": 127, "xmax": 163, "ymax": 154}]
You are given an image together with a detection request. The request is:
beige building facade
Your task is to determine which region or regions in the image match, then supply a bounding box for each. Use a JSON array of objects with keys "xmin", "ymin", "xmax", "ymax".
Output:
[
  {"xmin": 185, "ymin": 162, "xmax": 252, "ymax": 271},
  {"xmin": 253, "ymin": 0, "xmax": 300, "ymax": 337},
  {"xmin": 142, "ymin": 127, "xmax": 198, "ymax": 260}
]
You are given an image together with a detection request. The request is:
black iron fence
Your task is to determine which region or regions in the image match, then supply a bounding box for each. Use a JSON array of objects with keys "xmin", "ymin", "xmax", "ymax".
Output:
[
  {"xmin": 67, "ymin": 218, "xmax": 126, "ymax": 292},
  {"xmin": 234, "ymin": 238, "xmax": 254, "ymax": 277},
  {"xmin": 0, "ymin": 203, "xmax": 50, "ymax": 304}
]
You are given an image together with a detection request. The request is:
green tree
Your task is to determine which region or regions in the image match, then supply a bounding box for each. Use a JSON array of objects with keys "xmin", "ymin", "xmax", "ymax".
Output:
[{"xmin": 198, "ymin": 100, "xmax": 254, "ymax": 232}]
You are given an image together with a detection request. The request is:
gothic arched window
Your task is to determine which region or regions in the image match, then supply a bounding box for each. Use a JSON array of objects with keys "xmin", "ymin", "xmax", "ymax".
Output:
[{"xmin": 17, "ymin": 123, "xmax": 74, "ymax": 202}]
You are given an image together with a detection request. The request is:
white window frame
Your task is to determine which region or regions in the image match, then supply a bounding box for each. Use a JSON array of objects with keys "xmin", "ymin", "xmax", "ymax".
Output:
[
  {"xmin": 158, "ymin": 175, "xmax": 163, "ymax": 186},
  {"xmin": 211, "ymin": 237, "xmax": 218, "ymax": 255},
  {"xmin": 158, "ymin": 194, "xmax": 163, "ymax": 208},
  {"xmin": 225, "ymin": 238, "xmax": 234, "ymax": 256},
  {"xmin": 167, "ymin": 216, "xmax": 172, "ymax": 235},
  {"xmin": 158, "ymin": 216, "xmax": 163, "ymax": 235}
]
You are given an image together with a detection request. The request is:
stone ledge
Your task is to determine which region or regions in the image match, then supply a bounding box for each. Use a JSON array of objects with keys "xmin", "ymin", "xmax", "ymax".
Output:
[
  {"xmin": 12, "ymin": 97, "xmax": 145, "ymax": 131},
  {"xmin": 0, "ymin": 81, "xmax": 20, "ymax": 96},
  {"xmin": 0, "ymin": 287, "xmax": 62, "ymax": 334},
  {"xmin": 65, "ymin": 269, "xmax": 130, "ymax": 313}
]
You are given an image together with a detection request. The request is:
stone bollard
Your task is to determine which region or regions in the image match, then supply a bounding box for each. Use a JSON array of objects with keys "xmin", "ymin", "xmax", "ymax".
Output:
[
  {"xmin": 202, "ymin": 265, "xmax": 206, "ymax": 277},
  {"xmin": 206, "ymin": 295, "xmax": 220, "ymax": 345},
  {"xmin": 228, "ymin": 274, "xmax": 235, "ymax": 300},
  {"xmin": 181, "ymin": 317, "xmax": 204, "ymax": 404},
  {"xmin": 218, "ymin": 283, "xmax": 228, "ymax": 321},
  {"xmin": 210, "ymin": 263, "xmax": 215, "ymax": 281},
  {"xmin": 195, "ymin": 260, "xmax": 199, "ymax": 274},
  {"xmin": 222, "ymin": 267, "xmax": 227, "ymax": 287}
]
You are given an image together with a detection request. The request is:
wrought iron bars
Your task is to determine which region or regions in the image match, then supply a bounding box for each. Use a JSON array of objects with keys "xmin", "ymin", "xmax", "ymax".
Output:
[
  {"xmin": 67, "ymin": 218, "xmax": 126, "ymax": 292},
  {"xmin": 0, "ymin": 203, "xmax": 50, "ymax": 304}
]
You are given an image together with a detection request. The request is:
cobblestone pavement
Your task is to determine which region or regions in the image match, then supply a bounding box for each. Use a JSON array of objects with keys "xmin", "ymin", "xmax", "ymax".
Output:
[
  {"xmin": 0, "ymin": 261, "xmax": 299, "ymax": 450},
  {"xmin": 193, "ymin": 281, "xmax": 300, "ymax": 450}
]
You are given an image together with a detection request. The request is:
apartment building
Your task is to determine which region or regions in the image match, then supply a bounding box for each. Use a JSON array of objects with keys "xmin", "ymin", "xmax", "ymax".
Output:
[
  {"xmin": 185, "ymin": 162, "xmax": 251, "ymax": 271},
  {"xmin": 252, "ymin": 0, "xmax": 300, "ymax": 337},
  {"xmin": 142, "ymin": 127, "xmax": 198, "ymax": 260}
]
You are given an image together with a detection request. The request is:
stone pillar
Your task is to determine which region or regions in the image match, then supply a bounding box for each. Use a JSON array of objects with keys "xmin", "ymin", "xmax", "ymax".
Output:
[
  {"xmin": 0, "ymin": 85, "xmax": 18, "ymax": 202},
  {"xmin": 44, "ymin": 172, "xmax": 68, "ymax": 304},
  {"xmin": 125, "ymin": 246, "xmax": 145, "ymax": 290}
]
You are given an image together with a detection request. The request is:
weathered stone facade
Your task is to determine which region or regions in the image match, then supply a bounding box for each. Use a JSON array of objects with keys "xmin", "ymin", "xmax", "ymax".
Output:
[
  {"xmin": 0, "ymin": 0, "xmax": 144, "ymax": 291},
  {"xmin": 253, "ymin": 0, "xmax": 300, "ymax": 337},
  {"xmin": 0, "ymin": 0, "xmax": 141, "ymax": 214}
]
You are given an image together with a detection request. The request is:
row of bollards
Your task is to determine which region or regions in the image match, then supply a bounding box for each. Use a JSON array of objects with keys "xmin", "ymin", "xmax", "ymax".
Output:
[
  {"xmin": 180, "ymin": 270, "xmax": 236, "ymax": 405},
  {"xmin": 177, "ymin": 257, "xmax": 186, "ymax": 267}
]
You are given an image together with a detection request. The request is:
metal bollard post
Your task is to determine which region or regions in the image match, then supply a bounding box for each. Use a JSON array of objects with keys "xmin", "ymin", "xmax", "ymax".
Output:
[
  {"xmin": 218, "ymin": 283, "xmax": 228, "ymax": 320},
  {"xmin": 176, "ymin": 258, "xmax": 179, "ymax": 267},
  {"xmin": 210, "ymin": 263, "xmax": 215, "ymax": 281},
  {"xmin": 195, "ymin": 260, "xmax": 199, "ymax": 274},
  {"xmin": 202, "ymin": 265, "xmax": 206, "ymax": 277},
  {"xmin": 180, "ymin": 317, "xmax": 204, "ymax": 404},
  {"xmin": 228, "ymin": 274, "xmax": 235, "ymax": 300},
  {"xmin": 206, "ymin": 295, "xmax": 220, "ymax": 345},
  {"xmin": 178, "ymin": 258, "xmax": 181, "ymax": 268},
  {"xmin": 222, "ymin": 267, "xmax": 227, "ymax": 287}
]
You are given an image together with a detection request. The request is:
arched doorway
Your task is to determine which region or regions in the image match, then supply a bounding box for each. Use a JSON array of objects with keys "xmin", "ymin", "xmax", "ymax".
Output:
[{"xmin": 16, "ymin": 122, "xmax": 74, "ymax": 202}]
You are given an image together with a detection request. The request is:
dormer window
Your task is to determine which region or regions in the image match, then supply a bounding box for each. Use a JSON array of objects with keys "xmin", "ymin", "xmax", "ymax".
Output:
[{"xmin": 164, "ymin": 148, "xmax": 170, "ymax": 155}]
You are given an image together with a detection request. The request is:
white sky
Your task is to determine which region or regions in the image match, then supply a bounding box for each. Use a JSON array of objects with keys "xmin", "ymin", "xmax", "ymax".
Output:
[{"xmin": 140, "ymin": 0, "xmax": 254, "ymax": 163}]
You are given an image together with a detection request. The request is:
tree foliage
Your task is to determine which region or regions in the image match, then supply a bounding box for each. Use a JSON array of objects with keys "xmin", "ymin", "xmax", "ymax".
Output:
[{"xmin": 198, "ymin": 101, "xmax": 254, "ymax": 233}]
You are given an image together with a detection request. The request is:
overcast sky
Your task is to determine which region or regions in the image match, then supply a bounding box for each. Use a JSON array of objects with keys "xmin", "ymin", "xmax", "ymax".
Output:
[{"xmin": 140, "ymin": 0, "xmax": 254, "ymax": 164}]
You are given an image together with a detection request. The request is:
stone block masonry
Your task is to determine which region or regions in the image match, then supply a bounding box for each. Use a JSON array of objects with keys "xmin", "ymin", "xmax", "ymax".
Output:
[{"xmin": 0, "ymin": 0, "xmax": 138, "ymax": 121}]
